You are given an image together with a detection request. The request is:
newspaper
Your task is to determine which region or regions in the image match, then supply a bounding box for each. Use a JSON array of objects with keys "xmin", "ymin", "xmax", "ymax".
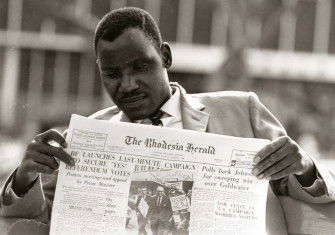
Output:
[{"xmin": 50, "ymin": 114, "xmax": 270, "ymax": 235}]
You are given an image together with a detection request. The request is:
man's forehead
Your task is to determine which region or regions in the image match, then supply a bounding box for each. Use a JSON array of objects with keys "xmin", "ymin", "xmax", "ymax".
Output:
[
  {"xmin": 96, "ymin": 33, "xmax": 159, "ymax": 68},
  {"xmin": 97, "ymin": 28, "xmax": 155, "ymax": 55}
]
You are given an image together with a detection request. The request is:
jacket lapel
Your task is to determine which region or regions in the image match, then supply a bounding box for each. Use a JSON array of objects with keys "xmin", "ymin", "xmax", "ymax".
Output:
[{"xmin": 172, "ymin": 83, "xmax": 210, "ymax": 132}]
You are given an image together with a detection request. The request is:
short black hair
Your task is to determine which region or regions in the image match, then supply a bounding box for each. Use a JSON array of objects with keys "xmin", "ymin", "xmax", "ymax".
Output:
[{"xmin": 94, "ymin": 7, "xmax": 162, "ymax": 54}]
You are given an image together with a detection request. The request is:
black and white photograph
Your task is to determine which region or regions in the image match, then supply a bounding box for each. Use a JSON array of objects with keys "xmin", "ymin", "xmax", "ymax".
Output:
[
  {"xmin": 0, "ymin": 0, "xmax": 335, "ymax": 234},
  {"xmin": 126, "ymin": 169, "xmax": 193, "ymax": 235}
]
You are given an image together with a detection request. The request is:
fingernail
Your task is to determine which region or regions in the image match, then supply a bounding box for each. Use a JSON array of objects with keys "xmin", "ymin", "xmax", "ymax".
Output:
[
  {"xmin": 266, "ymin": 176, "xmax": 271, "ymax": 180},
  {"xmin": 253, "ymin": 156, "xmax": 261, "ymax": 163},
  {"xmin": 257, "ymin": 174, "xmax": 264, "ymax": 179},
  {"xmin": 251, "ymin": 168, "xmax": 259, "ymax": 175}
]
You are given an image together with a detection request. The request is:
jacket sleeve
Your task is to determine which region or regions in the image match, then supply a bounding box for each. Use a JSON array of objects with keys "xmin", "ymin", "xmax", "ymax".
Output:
[
  {"xmin": 0, "ymin": 169, "xmax": 57, "ymax": 222},
  {"xmin": 248, "ymin": 92, "xmax": 335, "ymax": 203}
]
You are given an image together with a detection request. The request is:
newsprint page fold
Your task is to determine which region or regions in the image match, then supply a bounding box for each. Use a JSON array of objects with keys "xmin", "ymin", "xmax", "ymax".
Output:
[{"xmin": 50, "ymin": 114, "xmax": 270, "ymax": 235}]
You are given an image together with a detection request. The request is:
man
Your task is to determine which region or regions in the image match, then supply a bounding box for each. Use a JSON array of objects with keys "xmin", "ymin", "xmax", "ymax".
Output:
[
  {"xmin": 186, "ymin": 189, "xmax": 192, "ymax": 207},
  {"xmin": 135, "ymin": 187, "xmax": 150, "ymax": 235},
  {"xmin": 147, "ymin": 186, "xmax": 172, "ymax": 235},
  {"xmin": 0, "ymin": 7, "xmax": 334, "ymax": 233}
]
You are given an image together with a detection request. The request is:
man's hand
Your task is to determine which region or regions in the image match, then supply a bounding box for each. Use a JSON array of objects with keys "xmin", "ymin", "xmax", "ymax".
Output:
[
  {"xmin": 252, "ymin": 136, "xmax": 316, "ymax": 186},
  {"xmin": 13, "ymin": 129, "xmax": 75, "ymax": 195}
]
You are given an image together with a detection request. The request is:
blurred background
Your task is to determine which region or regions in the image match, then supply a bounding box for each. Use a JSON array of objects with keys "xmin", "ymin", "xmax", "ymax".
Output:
[{"xmin": 0, "ymin": 0, "xmax": 334, "ymax": 185}]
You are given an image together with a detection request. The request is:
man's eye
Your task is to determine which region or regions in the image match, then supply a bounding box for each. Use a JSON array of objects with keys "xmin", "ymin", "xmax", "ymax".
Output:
[
  {"xmin": 105, "ymin": 72, "xmax": 120, "ymax": 79},
  {"xmin": 133, "ymin": 62, "xmax": 148, "ymax": 71}
]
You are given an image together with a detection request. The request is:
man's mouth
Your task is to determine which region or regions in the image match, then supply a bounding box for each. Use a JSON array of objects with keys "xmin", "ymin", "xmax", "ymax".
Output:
[{"xmin": 119, "ymin": 94, "xmax": 146, "ymax": 107}]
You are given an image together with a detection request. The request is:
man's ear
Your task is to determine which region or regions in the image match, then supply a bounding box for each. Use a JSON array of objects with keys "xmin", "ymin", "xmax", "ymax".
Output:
[{"xmin": 160, "ymin": 42, "xmax": 172, "ymax": 69}]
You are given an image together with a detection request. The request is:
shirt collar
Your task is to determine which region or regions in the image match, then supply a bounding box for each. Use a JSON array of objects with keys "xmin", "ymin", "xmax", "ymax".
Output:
[
  {"xmin": 160, "ymin": 86, "xmax": 181, "ymax": 119},
  {"xmin": 109, "ymin": 111, "xmax": 130, "ymax": 122}
]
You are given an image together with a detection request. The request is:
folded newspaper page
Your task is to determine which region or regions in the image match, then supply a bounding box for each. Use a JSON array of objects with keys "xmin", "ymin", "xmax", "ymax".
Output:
[{"xmin": 50, "ymin": 114, "xmax": 270, "ymax": 235}]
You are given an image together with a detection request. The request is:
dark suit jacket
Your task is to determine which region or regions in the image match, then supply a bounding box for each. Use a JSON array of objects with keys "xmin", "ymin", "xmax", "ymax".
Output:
[{"xmin": 148, "ymin": 194, "xmax": 172, "ymax": 222}]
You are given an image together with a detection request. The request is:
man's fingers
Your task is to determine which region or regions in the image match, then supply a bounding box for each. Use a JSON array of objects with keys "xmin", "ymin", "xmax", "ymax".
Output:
[
  {"xmin": 32, "ymin": 143, "xmax": 74, "ymax": 166},
  {"xmin": 252, "ymin": 143, "xmax": 291, "ymax": 175},
  {"xmin": 28, "ymin": 152, "xmax": 59, "ymax": 170},
  {"xmin": 255, "ymin": 155, "xmax": 297, "ymax": 179},
  {"xmin": 265, "ymin": 164, "xmax": 300, "ymax": 181},
  {"xmin": 34, "ymin": 129, "xmax": 67, "ymax": 148},
  {"xmin": 254, "ymin": 136, "xmax": 289, "ymax": 163},
  {"xmin": 24, "ymin": 159, "xmax": 55, "ymax": 175}
]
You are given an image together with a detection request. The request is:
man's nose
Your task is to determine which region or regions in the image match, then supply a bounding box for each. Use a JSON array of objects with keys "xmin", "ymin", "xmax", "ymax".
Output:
[{"xmin": 119, "ymin": 73, "xmax": 139, "ymax": 93}]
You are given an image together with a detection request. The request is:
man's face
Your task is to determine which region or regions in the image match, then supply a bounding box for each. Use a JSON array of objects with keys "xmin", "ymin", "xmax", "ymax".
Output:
[
  {"xmin": 96, "ymin": 28, "xmax": 171, "ymax": 120},
  {"xmin": 157, "ymin": 187, "xmax": 164, "ymax": 196},
  {"xmin": 187, "ymin": 189, "xmax": 192, "ymax": 197},
  {"xmin": 140, "ymin": 188, "xmax": 147, "ymax": 196}
]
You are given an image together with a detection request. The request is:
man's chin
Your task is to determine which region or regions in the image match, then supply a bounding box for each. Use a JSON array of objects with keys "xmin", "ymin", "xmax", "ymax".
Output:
[
  {"xmin": 118, "ymin": 101, "xmax": 157, "ymax": 120},
  {"xmin": 122, "ymin": 108, "xmax": 151, "ymax": 121}
]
